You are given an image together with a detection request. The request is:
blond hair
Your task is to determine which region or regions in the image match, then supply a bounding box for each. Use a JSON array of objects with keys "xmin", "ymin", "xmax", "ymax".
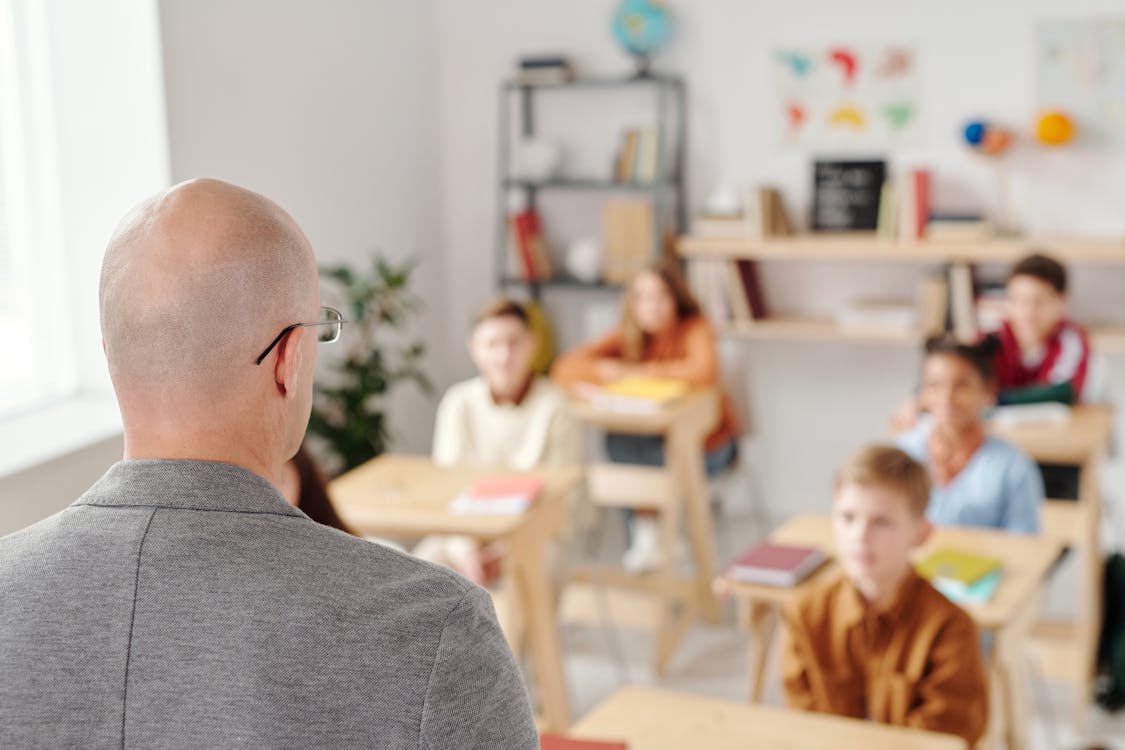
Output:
[{"xmin": 834, "ymin": 444, "xmax": 931, "ymax": 517}]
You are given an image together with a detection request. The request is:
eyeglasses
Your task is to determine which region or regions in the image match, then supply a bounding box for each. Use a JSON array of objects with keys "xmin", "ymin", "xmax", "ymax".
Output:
[{"xmin": 255, "ymin": 306, "xmax": 344, "ymax": 365}]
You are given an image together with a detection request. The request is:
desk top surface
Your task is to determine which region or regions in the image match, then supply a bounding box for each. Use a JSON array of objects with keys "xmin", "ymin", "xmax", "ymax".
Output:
[
  {"xmin": 329, "ymin": 454, "xmax": 582, "ymax": 539},
  {"xmin": 568, "ymin": 686, "xmax": 966, "ymax": 750},
  {"xmin": 722, "ymin": 513, "xmax": 1061, "ymax": 630},
  {"xmin": 989, "ymin": 405, "xmax": 1113, "ymax": 465}
]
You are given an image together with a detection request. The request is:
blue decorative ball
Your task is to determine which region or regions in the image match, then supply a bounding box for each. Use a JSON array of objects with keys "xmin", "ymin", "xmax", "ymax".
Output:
[
  {"xmin": 612, "ymin": 0, "xmax": 672, "ymax": 58},
  {"xmin": 963, "ymin": 120, "xmax": 986, "ymax": 146}
]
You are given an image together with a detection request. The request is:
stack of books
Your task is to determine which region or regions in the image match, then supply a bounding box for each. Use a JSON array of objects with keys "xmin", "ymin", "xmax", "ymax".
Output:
[
  {"xmin": 925, "ymin": 213, "xmax": 994, "ymax": 241},
  {"xmin": 915, "ymin": 547, "xmax": 1003, "ymax": 605},
  {"xmin": 516, "ymin": 56, "xmax": 574, "ymax": 85}
]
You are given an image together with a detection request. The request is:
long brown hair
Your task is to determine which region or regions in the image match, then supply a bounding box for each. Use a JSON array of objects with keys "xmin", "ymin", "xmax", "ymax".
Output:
[
  {"xmin": 620, "ymin": 261, "xmax": 701, "ymax": 362},
  {"xmin": 291, "ymin": 444, "xmax": 355, "ymax": 535}
]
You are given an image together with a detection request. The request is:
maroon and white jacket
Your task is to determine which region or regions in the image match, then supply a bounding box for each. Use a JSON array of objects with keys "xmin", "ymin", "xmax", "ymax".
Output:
[{"xmin": 990, "ymin": 319, "xmax": 1091, "ymax": 401}]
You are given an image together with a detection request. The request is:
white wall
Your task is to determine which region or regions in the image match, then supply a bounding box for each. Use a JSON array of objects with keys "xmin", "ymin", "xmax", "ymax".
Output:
[
  {"xmin": 434, "ymin": 0, "xmax": 1125, "ymax": 528},
  {"xmin": 158, "ymin": 0, "xmax": 446, "ymax": 455}
]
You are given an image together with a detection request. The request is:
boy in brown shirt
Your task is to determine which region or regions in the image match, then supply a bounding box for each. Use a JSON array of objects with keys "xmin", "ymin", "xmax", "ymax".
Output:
[{"xmin": 782, "ymin": 445, "xmax": 989, "ymax": 745}]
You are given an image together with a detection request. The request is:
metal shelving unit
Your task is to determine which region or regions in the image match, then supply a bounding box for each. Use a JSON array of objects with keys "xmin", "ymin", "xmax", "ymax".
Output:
[{"xmin": 496, "ymin": 74, "xmax": 687, "ymax": 299}]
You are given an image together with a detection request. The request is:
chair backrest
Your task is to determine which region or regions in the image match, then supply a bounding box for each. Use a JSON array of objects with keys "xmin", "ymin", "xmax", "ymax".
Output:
[{"xmin": 717, "ymin": 337, "xmax": 753, "ymax": 439}]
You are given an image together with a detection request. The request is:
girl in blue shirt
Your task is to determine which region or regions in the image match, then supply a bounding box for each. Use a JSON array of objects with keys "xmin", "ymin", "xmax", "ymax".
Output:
[{"xmin": 897, "ymin": 336, "xmax": 1043, "ymax": 534}]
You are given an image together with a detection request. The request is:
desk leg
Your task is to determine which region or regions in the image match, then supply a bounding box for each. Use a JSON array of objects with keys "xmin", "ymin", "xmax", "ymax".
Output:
[
  {"xmin": 669, "ymin": 429, "xmax": 721, "ymax": 624},
  {"xmin": 1074, "ymin": 455, "xmax": 1102, "ymax": 730},
  {"xmin": 995, "ymin": 597, "xmax": 1038, "ymax": 750},
  {"xmin": 742, "ymin": 600, "xmax": 778, "ymax": 704},
  {"xmin": 512, "ymin": 534, "xmax": 571, "ymax": 732}
]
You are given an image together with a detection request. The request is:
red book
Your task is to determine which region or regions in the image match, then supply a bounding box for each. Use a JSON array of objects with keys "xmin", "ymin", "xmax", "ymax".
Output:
[
  {"xmin": 910, "ymin": 169, "xmax": 930, "ymax": 239},
  {"xmin": 735, "ymin": 259, "xmax": 769, "ymax": 319},
  {"xmin": 470, "ymin": 475, "xmax": 542, "ymax": 501},
  {"xmin": 540, "ymin": 735, "xmax": 628, "ymax": 750},
  {"xmin": 726, "ymin": 541, "xmax": 826, "ymax": 587},
  {"xmin": 509, "ymin": 211, "xmax": 540, "ymax": 280},
  {"xmin": 449, "ymin": 475, "xmax": 543, "ymax": 515}
]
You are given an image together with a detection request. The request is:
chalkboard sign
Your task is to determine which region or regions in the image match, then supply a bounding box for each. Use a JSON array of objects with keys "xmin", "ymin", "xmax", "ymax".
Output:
[{"xmin": 811, "ymin": 160, "xmax": 887, "ymax": 231}]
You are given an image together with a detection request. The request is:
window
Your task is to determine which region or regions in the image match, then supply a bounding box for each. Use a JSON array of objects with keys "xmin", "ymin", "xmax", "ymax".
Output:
[
  {"xmin": 0, "ymin": 0, "xmax": 169, "ymax": 471},
  {"xmin": 0, "ymin": 0, "xmax": 73, "ymax": 417}
]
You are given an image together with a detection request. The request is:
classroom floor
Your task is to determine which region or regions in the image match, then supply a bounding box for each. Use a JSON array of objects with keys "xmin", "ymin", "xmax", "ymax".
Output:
[{"xmin": 548, "ymin": 491, "xmax": 1125, "ymax": 750}]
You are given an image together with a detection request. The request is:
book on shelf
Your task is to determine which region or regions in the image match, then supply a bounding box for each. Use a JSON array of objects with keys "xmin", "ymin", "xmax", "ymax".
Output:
[
  {"xmin": 448, "ymin": 475, "xmax": 544, "ymax": 515},
  {"xmin": 509, "ymin": 209, "xmax": 553, "ymax": 281},
  {"xmin": 516, "ymin": 55, "xmax": 574, "ymax": 85},
  {"xmin": 876, "ymin": 181, "xmax": 898, "ymax": 240},
  {"xmin": 686, "ymin": 258, "xmax": 767, "ymax": 327},
  {"xmin": 916, "ymin": 273, "xmax": 949, "ymax": 337},
  {"xmin": 633, "ymin": 125, "xmax": 661, "ymax": 184},
  {"xmin": 915, "ymin": 547, "xmax": 1003, "ymax": 604},
  {"xmin": 614, "ymin": 129, "xmax": 640, "ymax": 183},
  {"xmin": 898, "ymin": 169, "xmax": 931, "ymax": 240},
  {"xmin": 601, "ymin": 198, "xmax": 653, "ymax": 283},
  {"xmin": 948, "ymin": 262, "xmax": 977, "ymax": 342},
  {"xmin": 925, "ymin": 214, "xmax": 994, "ymax": 242},
  {"xmin": 726, "ymin": 541, "xmax": 827, "ymax": 587},
  {"xmin": 612, "ymin": 126, "xmax": 661, "ymax": 184},
  {"xmin": 540, "ymin": 735, "xmax": 628, "ymax": 750}
]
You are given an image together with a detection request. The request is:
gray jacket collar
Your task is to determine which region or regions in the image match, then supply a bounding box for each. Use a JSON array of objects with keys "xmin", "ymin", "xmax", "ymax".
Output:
[{"xmin": 74, "ymin": 459, "xmax": 305, "ymax": 518}]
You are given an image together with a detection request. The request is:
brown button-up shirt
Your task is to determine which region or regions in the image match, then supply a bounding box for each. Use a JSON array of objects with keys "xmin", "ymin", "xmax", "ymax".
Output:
[{"xmin": 782, "ymin": 568, "xmax": 988, "ymax": 745}]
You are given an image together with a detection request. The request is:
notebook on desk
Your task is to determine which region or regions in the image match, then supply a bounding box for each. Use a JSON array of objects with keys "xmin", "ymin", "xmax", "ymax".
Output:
[
  {"xmin": 587, "ymin": 376, "xmax": 689, "ymax": 414},
  {"xmin": 915, "ymin": 547, "xmax": 1003, "ymax": 604}
]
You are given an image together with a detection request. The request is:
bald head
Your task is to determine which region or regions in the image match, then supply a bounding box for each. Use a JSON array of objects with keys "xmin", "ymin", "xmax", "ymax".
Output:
[{"xmin": 100, "ymin": 178, "xmax": 317, "ymax": 398}]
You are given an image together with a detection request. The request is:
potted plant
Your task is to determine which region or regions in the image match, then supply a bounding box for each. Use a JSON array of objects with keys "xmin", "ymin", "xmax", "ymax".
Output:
[{"xmin": 307, "ymin": 255, "xmax": 432, "ymax": 475}]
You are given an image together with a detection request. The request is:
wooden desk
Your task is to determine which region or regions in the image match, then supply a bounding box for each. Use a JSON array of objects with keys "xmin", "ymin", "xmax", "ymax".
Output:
[
  {"xmin": 992, "ymin": 404, "xmax": 1114, "ymax": 727},
  {"xmin": 568, "ymin": 686, "xmax": 967, "ymax": 750},
  {"xmin": 329, "ymin": 455, "xmax": 582, "ymax": 732},
  {"xmin": 719, "ymin": 514, "xmax": 1061, "ymax": 750},
  {"xmin": 567, "ymin": 389, "xmax": 721, "ymax": 674}
]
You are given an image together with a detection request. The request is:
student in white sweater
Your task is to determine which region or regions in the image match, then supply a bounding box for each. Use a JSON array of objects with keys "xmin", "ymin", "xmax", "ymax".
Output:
[{"xmin": 416, "ymin": 298, "xmax": 581, "ymax": 583}]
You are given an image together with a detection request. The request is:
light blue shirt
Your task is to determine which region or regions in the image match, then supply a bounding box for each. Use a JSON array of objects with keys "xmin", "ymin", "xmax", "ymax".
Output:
[{"xmin": 897, "ymin": 418, "xmax": 1044, "ymax": 534}]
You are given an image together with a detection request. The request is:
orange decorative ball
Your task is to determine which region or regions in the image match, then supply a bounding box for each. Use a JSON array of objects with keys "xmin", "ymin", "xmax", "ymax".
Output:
[{"xmin": 1035, "ymin": 110, "xmax": 1075, "ymax": 146}]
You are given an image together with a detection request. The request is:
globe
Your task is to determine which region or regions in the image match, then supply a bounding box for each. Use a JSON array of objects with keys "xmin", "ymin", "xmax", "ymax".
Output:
[{"xmin": 612, "ymin": 0, "xmax": 672, "ymax": 77}]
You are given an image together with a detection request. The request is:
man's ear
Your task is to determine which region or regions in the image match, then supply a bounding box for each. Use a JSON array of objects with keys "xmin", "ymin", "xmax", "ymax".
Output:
[{"xmin": 273, "ymin": 327, "xmax": 306, "ymax": 399}]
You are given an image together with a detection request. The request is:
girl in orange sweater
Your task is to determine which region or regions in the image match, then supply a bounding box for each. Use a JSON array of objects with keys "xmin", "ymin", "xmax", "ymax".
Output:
[{"xmin": 552, "ymin": 262, "xmax": 739, "ymax": 571}]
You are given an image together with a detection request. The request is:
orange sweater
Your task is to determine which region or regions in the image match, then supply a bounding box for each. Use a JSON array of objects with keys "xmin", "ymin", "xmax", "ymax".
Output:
[
  {"xmin": 782, "ymin": 569, "xmax": 989, "ymax": 745},
  {"xmin": 550, "ymin": 315, "xmax": 739, "ymax": 452}
]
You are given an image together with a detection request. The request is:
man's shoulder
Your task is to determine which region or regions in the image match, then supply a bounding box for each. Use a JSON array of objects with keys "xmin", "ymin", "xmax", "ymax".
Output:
[{"xmin": 285, "ymin": 520, "xmax": 475, "ymax": 607}]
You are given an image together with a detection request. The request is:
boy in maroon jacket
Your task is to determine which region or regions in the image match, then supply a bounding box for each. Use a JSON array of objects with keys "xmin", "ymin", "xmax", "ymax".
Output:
[{"xmin": 988, "ymin": 253, "xmax": 1091, "ymax": 405}]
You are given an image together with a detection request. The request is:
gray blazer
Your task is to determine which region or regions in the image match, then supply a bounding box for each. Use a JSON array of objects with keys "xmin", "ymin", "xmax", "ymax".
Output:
[{"xmin": 0, "ymin": 460, "xmax": 538, "ymax": 749}]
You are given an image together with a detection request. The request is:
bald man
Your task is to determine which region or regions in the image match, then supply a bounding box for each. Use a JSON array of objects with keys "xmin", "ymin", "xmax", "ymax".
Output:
[{"xmin": 0, "ymin": 179, "xmax": 538, "ymax": 749}]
